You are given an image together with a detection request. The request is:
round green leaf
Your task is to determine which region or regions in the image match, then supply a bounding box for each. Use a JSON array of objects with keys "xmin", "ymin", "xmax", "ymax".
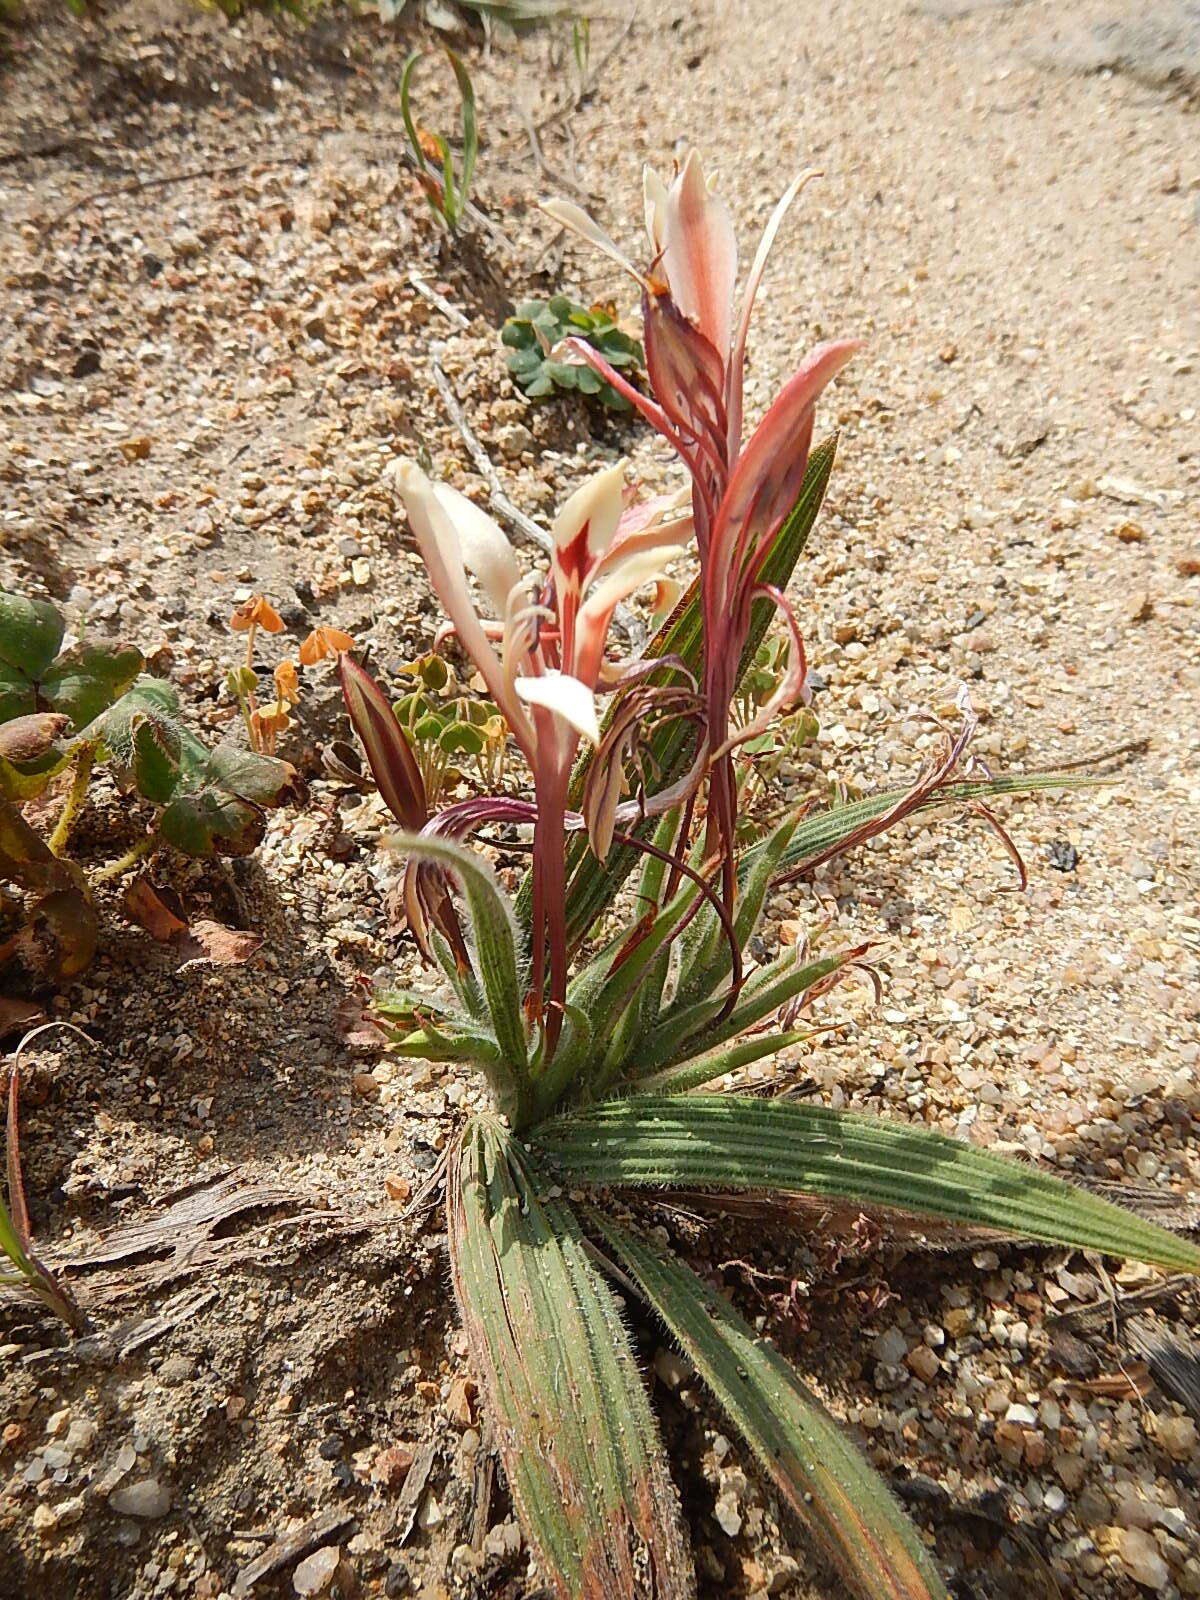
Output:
[
  {"xmin": 417, "ymin": 655, "xmax": 449, "ymax": 691},
  {"xmin": 131, "ymin": 718, "xmax": 183, "ymax": 804},
  {"xmin": 0, "ymin": 664, "xmax": 36, "ymax": 725},
  {"xmin": 159, "ymin": 789, "xmax": 265, "ymax": 858},
  {"xmin": 439, "ymin": 722, "xmax": 485, "ymax": 757},
  {"xmin": 40, "ymin": 640, "xmax": 145, "ymax": 731},
  {"xmin": 0, "ymin": 591, "xmax": 65, "ymax": 679}
]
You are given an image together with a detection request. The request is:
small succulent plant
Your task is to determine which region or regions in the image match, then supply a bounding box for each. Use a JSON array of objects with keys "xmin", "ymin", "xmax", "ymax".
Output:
[
  {"xmin": 0, "ymin": 591, "xmax": 299, "ymax": 986},
  {"xmin": 501, "ymin": 296, "xmax": 644, "ymax": 409}
]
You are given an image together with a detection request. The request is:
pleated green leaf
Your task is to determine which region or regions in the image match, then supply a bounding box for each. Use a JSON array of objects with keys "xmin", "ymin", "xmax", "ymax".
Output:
[
  {"xmin": 595, "ymin": 1214, "xmax": 949, "ymax": 1600},
  {"xmin": 634, "ymin": 1029, "xmax": 811, "ymax": 1097},
  {"xmin": 449, "ymin": 1117, "xmax": 693, "ymax": 1600},
  {"xmin": 388, "ymin": 834, "xmax": 528, "ymax": 1085},
  {"xmin": 634, "ymin": 951, "xmax": 849, "ymax": 1077},
  {"xmin": 668, "ymin": 815, "xmax": 798, "ymax": 1019},
  {"xmin": 535, "ymin": 1096, "xmax": 1200, "ymax": 1273},
  {"xmin": 773, "ymin": 772, "xmax": 1101, "ymax": 882}
]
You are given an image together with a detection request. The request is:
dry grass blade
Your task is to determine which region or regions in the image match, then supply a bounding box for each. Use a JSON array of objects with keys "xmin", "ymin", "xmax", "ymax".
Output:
[
  {"xmin": 448, "ymin": 1115, "xmax": 693, "ymax": 1599},
  {"xmin": 595, "ymin": 1213, "xmax": 949, "ymax": 1600}
]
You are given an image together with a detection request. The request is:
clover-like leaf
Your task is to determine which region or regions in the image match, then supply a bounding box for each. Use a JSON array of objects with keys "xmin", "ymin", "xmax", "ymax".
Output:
[
  {"xmin": 154, "ymin": 742, "xmax": 298, "ymax": 858},
  {"xmin": 439, "ymin": 722, "xmax": 485, "ymax": 758},
  {"xmin": 0, "ymin": 593, "xmax": 145, "ymax": 736},
  {"xmin": 0, "ymin": 799, "xmax": 97, "ymax": 984},
  {"xmin": 86, "ymin": 677, "xmax": 183, "ymax": 760},
  {"xmin": 0, "ymin": 714, "xmax": 73, "ymax": 802},
  {"xmin": 501, "ymin": 295, "xmax": 644, "ymax": 411},
  {"xmin": 130, "ymin": 718, "xmax": 184, "ymax": 804}
]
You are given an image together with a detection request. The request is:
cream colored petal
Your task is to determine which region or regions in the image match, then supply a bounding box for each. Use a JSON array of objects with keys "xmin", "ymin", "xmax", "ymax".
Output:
[
  {"xmin": 579, "ymin": 544, "xmax": 679, "ymax": 626},
  {"xmin": 514, "ymin": 670, "xmax": 601, "ymax": 747},
  {"xmin": 392, "ymin": 461, "xmax": 534, "ymax": 753},
  {"xmin": 539, "ymin": 200, "xmax": 650, "ymax": 291},
  {"xmin": 643, "ymin": 165, "xmax": 669, "ymax": 257},
  {"xmin": 428, "ymin": 482, "xmax": 524, "ymax": 619},
  {"xmin": 573, "ymin": 544, "xmax": 681, "ymax": 688},
  {"xmin": 551, "ymin": 459, "xmax": 628, "ymax": 566}
]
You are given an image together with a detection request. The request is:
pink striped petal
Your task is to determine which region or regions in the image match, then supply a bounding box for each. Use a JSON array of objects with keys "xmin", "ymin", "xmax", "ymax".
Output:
[
  {"xmin": 726, "ymin": 169, "xmax": 821, "ymax": 456},
  {"xmin": 643, "ymin": 292, "xmax": 729, "ymax": 478},
  {"xmin": 662, "ymin": 151, "xmax": 737, "ymax": 358},
  {"xmin": 713, "ymin": 338, "xmax": 860, "ymax": 586},
  {"xmin": 555, "ymin": 337, "xmax": 693, "ymax": 458},
  {"xmin": 709, "ymin": 584, "xmax": 809, "ymax": 760}
]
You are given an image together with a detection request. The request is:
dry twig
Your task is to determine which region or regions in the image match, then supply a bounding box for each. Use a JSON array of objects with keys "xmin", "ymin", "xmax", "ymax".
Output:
[
  {"xmin": 408, "ymin": 269, "xmax": 470, "ymax": 331},
  {"xmin": 429, "ymin": 347, "xmax": 553, "ymax": 555}
]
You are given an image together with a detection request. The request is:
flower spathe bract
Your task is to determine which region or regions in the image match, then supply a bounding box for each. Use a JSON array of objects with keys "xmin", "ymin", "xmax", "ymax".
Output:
[{"xmin": 545, "ymin": 151, "xmax": 860, "ymax": 896}]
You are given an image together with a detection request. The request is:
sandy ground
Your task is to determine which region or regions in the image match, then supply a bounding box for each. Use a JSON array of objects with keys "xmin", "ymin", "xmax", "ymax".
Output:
[{"xmin": 1, "ymin": 1, "xmax": 1199, "ymax": 1597}]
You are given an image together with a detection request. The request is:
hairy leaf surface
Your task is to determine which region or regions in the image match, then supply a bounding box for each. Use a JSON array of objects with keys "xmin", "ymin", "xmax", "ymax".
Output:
[
  {"xmin": 449, "ymin": 1117, "xmax": 693, "ymax": 1599},
  {"xmin": 536, "ymin": 1096, "xmax": 1200, "ymax": 1272},
  {"xmin": 389, "ymin": 836, "xmax": 529, "ymax": 1113},
  {"xmin": 596, "ymin": 1215, "xmax": 949, "ymax": 1600}
]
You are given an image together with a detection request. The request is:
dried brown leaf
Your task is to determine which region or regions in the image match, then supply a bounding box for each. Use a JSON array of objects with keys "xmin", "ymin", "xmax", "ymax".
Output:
[
  {"xmin": 176, "ymin": 920, "xmax": 261, "ymax": 966},
  {"xmin": 123, "ymin": 876, "xmax": 188, "ymax": 941}
]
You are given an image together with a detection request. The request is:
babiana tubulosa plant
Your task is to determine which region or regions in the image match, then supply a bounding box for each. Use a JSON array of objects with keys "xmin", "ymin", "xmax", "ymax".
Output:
[{"xmin": 340, "ymin": 152, "xmax": 1200, "ymax": 1600}]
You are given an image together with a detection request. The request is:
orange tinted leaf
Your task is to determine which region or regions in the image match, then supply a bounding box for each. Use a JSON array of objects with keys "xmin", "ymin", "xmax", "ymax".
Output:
[
  {"xmin": 124, "ymin": 876, "xmax": 188, "ymax": 941},
  {"xmin": 299, "ymin": 625, "xmax": 354, "ymax": 665},
  {"xmin": 273, "ymin": 660, "xmax": 300, "ymax": 703},
  {"xmin": 229, "ymin": 595, "xmax": 284, "ymax": 634}
]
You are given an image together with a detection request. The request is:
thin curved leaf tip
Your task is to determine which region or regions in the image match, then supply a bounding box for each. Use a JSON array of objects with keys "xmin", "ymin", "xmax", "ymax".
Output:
[{"xmin": 339, "ymin": 653, "xmax": 427, "ymax": 829}]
